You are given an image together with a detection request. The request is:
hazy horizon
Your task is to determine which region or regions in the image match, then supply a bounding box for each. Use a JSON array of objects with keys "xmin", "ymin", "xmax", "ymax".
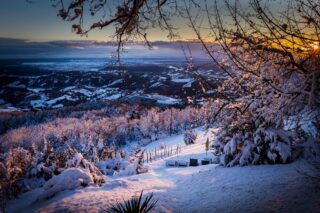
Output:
[{"xmin": 0, "ymin": 38, "xmax": 210, "ymax": 59}]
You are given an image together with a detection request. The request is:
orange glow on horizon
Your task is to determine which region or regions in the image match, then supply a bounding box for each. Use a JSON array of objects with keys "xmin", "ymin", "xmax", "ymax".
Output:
[{"xmin": 311, "ymin": 42, "xmax": 319, "ymax": 50}]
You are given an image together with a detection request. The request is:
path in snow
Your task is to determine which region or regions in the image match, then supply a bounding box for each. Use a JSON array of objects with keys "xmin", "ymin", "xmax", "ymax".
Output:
[{"xmin": 8, "ymin": 128, "xmax": 320, "ymax": 213}]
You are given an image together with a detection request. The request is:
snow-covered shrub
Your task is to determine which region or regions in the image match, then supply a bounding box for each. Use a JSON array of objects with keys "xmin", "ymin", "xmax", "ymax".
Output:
[
  {"xmin": 184, "ymin": 129, "xmax": 197, "ymax": 145},
  {"xmin": 5, "ymin": 148, "xmax": 34, "ymax": 181},
  {"xmin": 30, "ymin": 140, "xmax": 104, "ymax": 186},
  {"xmin": 284, "ymin": 108, "xmax": 320, "ymax": 160},
  {"xmin": 97, "ymin": 149, "xmax": 127, "ymax": 175},
  {"xmin": 97, "ymin": 148, "xmax": 146, "ymax": 177},
  {"xmin": 98, "ymin": 146, "xmax": 119, "ymax": 161},
  {"xmin": 213, "ymin": 119, "xmax": 295, "ymax": 166},
  {"xmin": 284, "ymin": 108, "xmax": 319, "ymax": 139},
  {"xmin": 65, "ymin": 152, "xmax": 105, "ymax": 186},
  {"xmin": 31, "ymin": 139, "xmax": 72, "ymax": 181},
  {"xmin": 4, "ymin": 148, "xmax": 34, "ymax": 198},
  {"xmin": 37, "ymin": 168, "xmax": 94, "ymax": 200}
]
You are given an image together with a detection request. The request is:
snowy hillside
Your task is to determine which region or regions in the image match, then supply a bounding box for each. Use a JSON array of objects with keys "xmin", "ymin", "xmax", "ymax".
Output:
[{"xmin": 7, "ymin": 128, "xmax": 319, "ymax": 213}]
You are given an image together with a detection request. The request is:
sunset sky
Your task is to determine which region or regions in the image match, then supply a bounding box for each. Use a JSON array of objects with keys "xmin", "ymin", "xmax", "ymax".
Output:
[
  {"xmin": 0, "ymin": 0, "xmax": 207, "ymax": 58},
  {"xmin": 0, "ymin": 0, "xmax": 288, "ymax": 59},
  {"xmin": 0, "ymin": 0, "xmax": 195, "ymax": 42},
  {"xmin": 0, "ymin": 0, "xmax": 288, "ymax": 42}
]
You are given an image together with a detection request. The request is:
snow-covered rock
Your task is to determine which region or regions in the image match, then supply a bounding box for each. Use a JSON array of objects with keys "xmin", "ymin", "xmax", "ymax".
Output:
[
  {"xmin": 176, "ymin": 159, "xmax": 188, "ymax": 166},
  {"xmin": 165, "ymin": 160, "xmax": 177, "ymax": 167}
]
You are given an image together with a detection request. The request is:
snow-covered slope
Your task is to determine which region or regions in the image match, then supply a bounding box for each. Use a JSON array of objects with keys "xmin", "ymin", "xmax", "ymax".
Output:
[{"xmin": 7, "ymin": 128, "xmax": 319, "ymax": 213}]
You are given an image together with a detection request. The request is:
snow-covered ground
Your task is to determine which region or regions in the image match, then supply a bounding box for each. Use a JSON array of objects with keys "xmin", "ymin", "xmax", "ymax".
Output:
[{"xmin": 7, "ymin": 128, "xmax": 319, "ymax": 213}]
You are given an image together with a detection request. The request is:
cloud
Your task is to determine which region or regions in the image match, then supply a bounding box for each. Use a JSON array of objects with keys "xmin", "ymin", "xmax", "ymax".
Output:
[
  {"xmin": 0, "ymin": 38, "xmax": 209, "ymax": 58},
  {"xmin": 0, "ymin": 38, "xmax": 29, "ymax": 45}
]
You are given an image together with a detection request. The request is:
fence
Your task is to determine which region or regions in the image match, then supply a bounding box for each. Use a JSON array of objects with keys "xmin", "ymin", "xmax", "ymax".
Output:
[{"xmin": 142, "ymin": 144, "xmax": 183, "ymax": 164}]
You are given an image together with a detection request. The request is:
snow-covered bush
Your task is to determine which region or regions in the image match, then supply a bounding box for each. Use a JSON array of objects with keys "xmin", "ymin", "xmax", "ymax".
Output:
[
  {"xmin": 31, "ymin": 138, "xmax": 72, "ymax": 181},
  {"xmin": 184, "ymin": 129, "xmax": 197, "ymax": 145},
  {"xmin": 284, "ymin": 109, "xmax": 320, "ymax": 160},
  {"xmin": 213, "ymin": 117, "xmax": 295, "ymax": 166},
  {"xmin": 65, "ymin": 152, "xmax": 105, "ymax": 185},
  {"xmin": 97, "ymin": 148, "xmax": 146, "ymax": 176},
  {"xmin": 30, "ymin": 139, "xmax": 105, "ymax": 186},
  {"xmin": 37, "ymin": 168, "xmax": 94, "ymax": 200},
  {"xmin": 4, "ymin": 148, "xmax": 34, "ymax": 199},
  {"xmin": 98, "ymin": 158, "xmax": 126, "ymax": 175}
]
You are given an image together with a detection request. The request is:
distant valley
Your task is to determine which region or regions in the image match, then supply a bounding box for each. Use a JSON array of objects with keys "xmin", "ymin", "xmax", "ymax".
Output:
[{"xmin": 0, "ymin": 57, "xmax": 226, "ymax": 111}]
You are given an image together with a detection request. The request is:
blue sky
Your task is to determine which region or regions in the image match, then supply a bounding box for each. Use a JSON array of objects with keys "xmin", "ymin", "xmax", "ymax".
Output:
[
  {"xmin": 0, "ymin": 0, "xmax": 193, "ymax": 42},
  {"xmin": 0, "ymin": 0, "xmax": 285, "ymax": 42},
  {"xmin": 0, "ymin": 0, "xmax": 111, "ymax": 41}
]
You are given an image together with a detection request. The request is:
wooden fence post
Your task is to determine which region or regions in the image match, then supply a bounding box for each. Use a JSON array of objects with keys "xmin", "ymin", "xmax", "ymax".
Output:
[{"xmin": 143, "ymin": 143, "xmax": 186, "ymax": 165}]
